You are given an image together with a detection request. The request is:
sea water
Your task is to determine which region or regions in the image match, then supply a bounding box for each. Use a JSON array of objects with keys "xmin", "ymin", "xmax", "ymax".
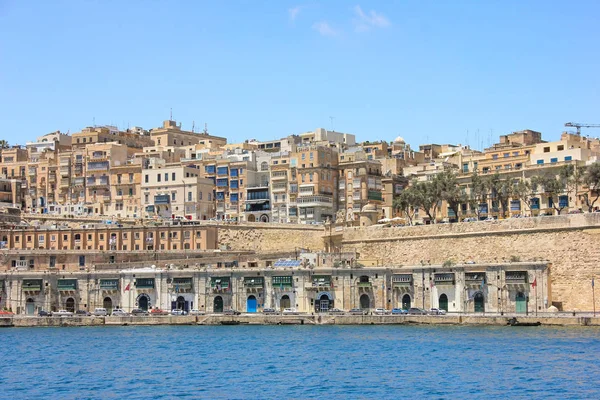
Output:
[{"xmin": 1, "ymin": 325, "xmax": 599, "ymax": 399}]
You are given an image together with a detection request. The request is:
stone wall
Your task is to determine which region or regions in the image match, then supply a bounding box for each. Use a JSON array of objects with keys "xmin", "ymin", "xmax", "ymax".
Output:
[
  {"xmin": 217, "ymin": 224, "xmax": 323, "ymax": 253},
  {"xmin": 338, "ymin": 213, "xmax": 600, "ymax": 311}
]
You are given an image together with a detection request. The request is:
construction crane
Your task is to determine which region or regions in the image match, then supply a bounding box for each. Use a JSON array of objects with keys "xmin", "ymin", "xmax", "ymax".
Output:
[{"xmin": 564, "ymin": 122, "xmax": 600, "ymax": 135}]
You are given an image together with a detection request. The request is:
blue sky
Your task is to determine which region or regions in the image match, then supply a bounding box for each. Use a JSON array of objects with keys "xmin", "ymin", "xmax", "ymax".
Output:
[{"xmin": 1, "ymin": 1, "xmax": 599, "ymax": 149}]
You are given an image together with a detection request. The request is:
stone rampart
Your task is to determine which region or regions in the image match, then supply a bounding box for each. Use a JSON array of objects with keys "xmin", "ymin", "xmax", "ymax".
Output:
[
  {"xmin": 338, "ymin": 214, "xmax": 600, "ymax": 311},
  {"xmin": 217, "ymin": 224, "xmax": 322, "ymax": 253}
]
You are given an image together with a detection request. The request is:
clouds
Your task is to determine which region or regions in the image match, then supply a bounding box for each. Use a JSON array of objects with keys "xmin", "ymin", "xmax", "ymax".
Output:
[
  {"xmin": 292, "ymin": 4, "xmax": 390, "ymax": 38},
  {"xmin": 353, "ymin": 5, "xmax": 390, "ymax": 32},
  {"xmin": 288, "ymin": 6, "xmax": 301, "ymax": 22},
  {"xmin": 312, "ymin": 21, "xmax": 339, "ymax": 37}
]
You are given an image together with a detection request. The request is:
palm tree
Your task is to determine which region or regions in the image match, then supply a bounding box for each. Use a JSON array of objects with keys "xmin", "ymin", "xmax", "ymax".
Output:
[{"xmin": 0, "ymin": 140, "xmax": 8, "ymax": 149}]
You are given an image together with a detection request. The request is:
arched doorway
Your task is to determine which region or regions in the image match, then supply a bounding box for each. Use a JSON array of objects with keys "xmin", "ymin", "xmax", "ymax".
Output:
[
  {"xmin": 103, "ymin": 297, "xmax": 113, "ymax": 313},
  {"xmin": 214, "ymin": 296, "xmax": 224, "ymax": 313},
  {"xmin": 248, "ymin": 215, "xmax": 256, "ymax": 222},
  {"xmin": 516, "ymin": 292, "xmax": 527, "ymax": 313},
  {"xmin": 260, "ymin": 214, "xmax": 269, "ymax": 222},
  {"xmin": 247, "ymin": 295, "xmax": 257, "ymax": 313},
  {"xmin": 360, "ymin": 294, "xmax": 370, "ymax": 310},
  {"xmin": 438, "ymin": 294, "xmax": 448, "ymax": 312},
  {"xmin": 26, "ymin": 298, "xmax": 35, "ymax": 315},
  {"xmin": 175, "ymin": 296, "xmax": 186, "ymax": 311},
  {"xmin": 474, "ymin": 292, "xmax": 485, "ymax": 312},
  {"xmin": 402, "ymin": 294, "xmax": 411, "ymax": 310},
  {"xmin": 65, "ymin": 297, "xmax": 75, "ymax": 313},
  {"xmin": 280, "ymin": 295, "xmax": 291, "ymax": 310},
  {"xmin": 317, "ymin": 293, "xmax": 332, "ymax": 312},
  {"xmin": 138, "ymin": 295, "xmax": 149, "ymax": 311}
]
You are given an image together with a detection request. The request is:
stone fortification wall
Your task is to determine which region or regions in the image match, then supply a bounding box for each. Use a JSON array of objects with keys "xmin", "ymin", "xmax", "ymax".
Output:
[
  {"xmin": 340, "ymin": 213, "xmax": 600, "ymax": 311},
  {"xmin": 218, "ymin": 224, "xmax": 323, "ymax": 253}
]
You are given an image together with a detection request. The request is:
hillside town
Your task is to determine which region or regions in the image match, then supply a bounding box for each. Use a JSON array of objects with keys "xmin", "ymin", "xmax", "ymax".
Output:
[{"xmin": 1, "ymin": 120, "xmax": 600, "ymax": 225}]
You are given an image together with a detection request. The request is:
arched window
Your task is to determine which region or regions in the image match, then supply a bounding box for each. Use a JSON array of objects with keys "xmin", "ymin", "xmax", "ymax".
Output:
[{"xmin": 261, "ymin": 161, "xmax": 269, "ymax": 171}]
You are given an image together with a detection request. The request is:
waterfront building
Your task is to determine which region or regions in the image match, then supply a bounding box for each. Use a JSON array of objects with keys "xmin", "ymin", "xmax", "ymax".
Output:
[
  {"xmin": 72, "ymin": 125, "xmax": 154, "ymax": 153},
  {"xmin": 0, "ymin": 260, "xmax": 549, "ymax": 317},
  {"xmin": 337, "ymin": 149, "xmax": 383, "ymax": 221},
  {"xmin": 149, "ymin": 120, "xmax": 227, "ymax": 149}
]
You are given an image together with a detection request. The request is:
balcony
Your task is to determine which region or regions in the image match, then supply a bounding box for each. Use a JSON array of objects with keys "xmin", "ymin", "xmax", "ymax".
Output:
[
  {"xmin": 57, "ymin": 279, "xmax": 78, "ymax": 291},
  {"xmin": 271, "ymin": 185, "xmax": 287, "ymax": 193},
  {"xmin": 465, "ymin": 273, "xmax": 486, "ymax": 284},
  {"xmin": 368, "ymin": 190, "xmax": 383, "ymax": 201},
  {"xmin": 73, "ymin": 177, "xmax": 85, "ymax": 187},
  {"xmin": 99, "ymin": 279, "xmax": 119, "ymax": 290},
  {"xmin": 28, "ymin": 168, "xmax": 36, "ymax": 176},
  {"xmin": 171, "ymin": 278, "xmax": 193, "ymax": 292},
  {"xmin": 60, "ymin": 166, "xmax": 70, "ymax": 176},
  {"xmin": 271, "ymin": 172, "xmax": 288, "ymax": 180},
  {"xmin": 91, "ymin": 152, "xmax": 108, "ymax": 161},
  {"xmin": 392, "ymin": 275, "xmax": 412, "ymax": 287},
  {"xmin": 60, "ymin": 178, "xmax": 70, "ymax": 187},
  {"xmin": 87, "ymin": 178, "xmax": 109, "ymax": 187},
  {"xmin": 135, "ymin": 278, "xmax": 155, "ymax": 289},
  {"xmin": 244, "ymin": 277, "xmax": 264, "ymax": 292},
  {"xmin": 434, "ymin": 273, "xmax": 455, "ymax": 285},
  {"xmin": 357, "ymin": 281, "xmax": 372, "ymax": 290},
  {"xmin": 87, "ymin": 161, "xmax": 109, "ymax": 171},
  {"xmin": 308, "ymin": 276, "xmax": 332, "ymax": 290},
  {"xmin": 297, "ymin": 195, "xmax": 333, "ymax": 208},
  {"xmin": 506, "ymin": 271, "xmax": 528, "ymax": 284},
  {"xmin": 22, "ymin": 279, "xmax": 43, "ymax": 292},
  {"xmin": 211, "ymin": 278, "xmax": 230, "ymax": 293},
  {"xmin": 48, "ymin": 175, "xmax": 56, "ymax": 183}
]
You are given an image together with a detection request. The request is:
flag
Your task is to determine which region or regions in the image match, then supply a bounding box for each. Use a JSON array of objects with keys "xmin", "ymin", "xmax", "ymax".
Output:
[
  {"xmin": 531, "ymin": 278, "xmax": 537, "ymax": 289},
  {"xmin": 124, "ymin": 283, "xmax": 130, "ymax": 291}
]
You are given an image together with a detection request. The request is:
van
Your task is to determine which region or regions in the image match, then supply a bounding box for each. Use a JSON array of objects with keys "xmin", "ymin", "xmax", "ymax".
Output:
[{"xmin": 93, "ymin": 308, "xmax": 108, "ymax": 316}]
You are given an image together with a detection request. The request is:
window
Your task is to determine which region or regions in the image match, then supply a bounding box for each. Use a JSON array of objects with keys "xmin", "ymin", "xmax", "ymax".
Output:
[
  {"xmin": 79, "ymin": 255, "xmax": 85, "ymax": 267},
  {"xmin": 145, "ymin": 194, "xmax": 149, "ymax": 204},
  {"xmin": 513, "ymin": 151, "xmax": 519, "ymax": 156},
  {"xmin": 559, "ymin": 195, "xmax": 569, "ymax": 208},
  {"xmin": 557, "ymin": 145, "xmax": 564, "ymax": 151},
  {"xmin": 172, "ymin": 172, "xmax": 176, "ymax": 180},
  {"xmin": 503, "ymin": 153, "xmax": 509, "ymax": 158},
  {"xmin": 544, "ymin": 147, "xmax": 550, "ymax": 153},
  {"xmin": 564, "ymin": 156, "xmax": 572, "ymax": 162},
  {"xmin": 165, "ymin": 173, "xmax": 169, "ymax": 182},
  {"xmin": 537, "ymin": 160, "xmax": 544, "ymax": 165},
  {"xmin": 188, "ymin": 192, "xmax": 192, "ymax": 201},
  {"xmin": 171, "ymin": 192, "xmax": 176, "ymax": 201},
  {"xmin": 157, "ymin": 174, "xmax": 161, "ymax": 182},
  {"xmin": 550, "ymin": 158, "xmax": 558, "ymax": 164},
  {"xmin": 129, "ymin": 188, "xmax": 133, "ymax": 196},
  {"xmin": 145, "ymin": 174, "xmax": 149, "ymax": 183}
]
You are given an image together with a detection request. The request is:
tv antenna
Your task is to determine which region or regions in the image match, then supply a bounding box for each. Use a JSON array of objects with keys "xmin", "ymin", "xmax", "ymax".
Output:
[{"xmin": 329, "ymin": 116, "xmax": 335, "ymax": 131}]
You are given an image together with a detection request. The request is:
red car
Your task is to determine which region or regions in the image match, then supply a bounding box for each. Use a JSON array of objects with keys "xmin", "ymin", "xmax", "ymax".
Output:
[
  {"xmin": 150, "ymin": 308, "xmax": 169, "ymax": 315},
  {"xmin": 0, "ymin": 310, "xmax": 14, "ymax": 316}
]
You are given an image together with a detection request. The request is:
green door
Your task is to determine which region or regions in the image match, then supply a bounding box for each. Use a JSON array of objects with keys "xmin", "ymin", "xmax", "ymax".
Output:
[
  {"xmin": 439, "ymin": 294, "xmax": 449, "ymax": 312},
  {"xmin": 516, "ymin": 292, "xmax": 527, "ymax": 313},
  {"xmin": 474, "ymin": 292, "xmax": 485, "ymax": 312}
]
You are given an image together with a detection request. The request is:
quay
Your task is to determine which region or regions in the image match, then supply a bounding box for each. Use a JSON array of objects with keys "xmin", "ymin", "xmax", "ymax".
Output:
[{"xmin": 2, "ymin": 314, "xmax": 600, "ymax": 328}]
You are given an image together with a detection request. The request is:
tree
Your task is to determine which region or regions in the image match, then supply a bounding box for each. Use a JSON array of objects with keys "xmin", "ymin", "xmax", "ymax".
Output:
[
  {"xmin": 411, "ymin": 179, "xmax": 441, "ymax": 223},
  {"xmin": 533, "ymin": 166, "xmax": 579, "ymax": 215},
  {"xmin": 0, "ymin": 140, "xmax": 8, "ymax": 149},
  {"xmin": 513, "ymin": 179, "xmax": 540, "ymax": 214},
  {"xmin": 486, "ymin": 173, "xmax": 513, "ymax": 218},
  {"xmin": 437, "ymin": 170, "xmax": 465, "ymax": 221},
  {"xmin": 582, "ymin": 162, "xmax": 600, "ymax": 212},
  {"xmin": 467, "ymin": 171, "xmax": 488, "ymax": 219},
  {"xmin": 393, "ymin": 188, "xmax": 419, "ymax": 225}
]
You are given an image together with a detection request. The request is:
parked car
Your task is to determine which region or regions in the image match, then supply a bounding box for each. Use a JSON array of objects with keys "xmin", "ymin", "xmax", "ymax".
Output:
[
  {"xmin": 262, "ymin": 308, "xmax": 277, "ymax": 314},
  {"xmin": 111, "ymin": 309, "xmax": 129, "ymax": 316},
  {"xmin": 150, "ymin": 308, "xmax": 169, "ymax": 315},
  {"xmin": 38, "ymin": 310, "xmax": 52, "ymax": 317},
  {"xmin": 53, "ymin": 310, "xmax": 74, "ymax": 317},
  {"xmin": 349, "ymin": 308, "xmax": 367, "ymax": 315},
  {"xmin": 282, "ymin": 308, "xmax": 299, "ymax": 315},
  {"xmin": 189, "ymin": 309, "xmax": 205, "ymax": 316},
  {"xmin": 171, "ymin": 309, "xmax": 188, "ymax": 316},
  {"xmin": 92, "ymin": 308, "xmax": 108, "ymax": 316},
  {"xmin": 373, "ymin": 308, "xmax": 389, "ymax": 315},
  {"xmin": 224, "ymin": 309, "xmax": 241, "ymax": 315},
  {"xmin": 428, "ymin": 308, "xmax": 447, "ymax": 315},
  {"xmin": 391, "ymin": 308, "xmax": 408, "ymax": 315},
  {"xmin": 408, "ymin": 308, "xmax": 427, "ymax": 315},
  {"xmin": 131, "ymin": 308, "xmax": 149, "ymax": 316},
  {"xmin": 75, "ymin": 310, "xmax": 91, "ymax": 316},
  {"xmin": 328, "ymin": 308, "xmax": 345, "ymax": 315}
]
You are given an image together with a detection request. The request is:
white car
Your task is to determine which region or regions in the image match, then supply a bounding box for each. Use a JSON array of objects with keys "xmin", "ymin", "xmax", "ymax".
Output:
[
  {"xmin": 111, "ymin": 309, "xmax": 129, "ymax": 316},
  {"xmin": 282, "ymin": 308, "xmax": 299, "ymax": 315},
  {"xmin": 189, "ymin": 309, "xmax": 205, "ymax": 316},
  {"xmin": 374, "ymin": 308, "xmax": 389, "ymax": 315},
  {"xmin": 93, "ymin": 308, "xmax": 108, "ymax": 316},
  {"xmin": 171, "ymin": 309, "xmax": 187, "ymax": 316},
  {"xmin": 53, "ymin": 310, "xmax": 73, "ymax": 317}
]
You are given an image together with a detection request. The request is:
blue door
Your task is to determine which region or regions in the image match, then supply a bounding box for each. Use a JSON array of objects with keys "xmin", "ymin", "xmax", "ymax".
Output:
[{"xmin": 247, "ymin": 295, "xmax": 257, "ymax": 313}]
